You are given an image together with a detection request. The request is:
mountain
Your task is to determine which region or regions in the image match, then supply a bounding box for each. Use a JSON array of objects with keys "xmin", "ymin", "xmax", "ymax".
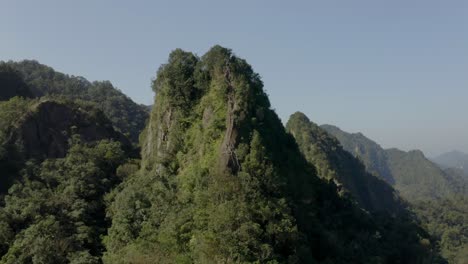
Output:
[
  {"xmin": 433, "ymin": 151, "xmax": 468, "ymax": 175},
  {"xmin": 0, "ymin": 60, "xmax": 149, "ymax": 143},
  {"xmin": 322, "ymin": 124, "xmax": 468, "ymax": 264},
  {"xmin": 385, "ymin": 148, "xmax": 465, "ymax": 201},
  {"xmin": 103, "ymin": 46, "xmax": 439, "ymax": 263},
  {"xmin": 0, "ymin": 97, "xmax": 130, "ymax": 194},
  {"xmin": 0, "ymin": 72, "xmax": 133, "ymax": 262},
  {"xmin": 286, "ymin": 112, "xmax": 405, "ymax": 215},
  {"xmin": 321, "ymin": 125, "xmax": 461, "ymax": 201},
  {"xmin": 0, "ymin": 47, "xmax": 447, "ymax": 263},
  {"xmin": 320, "ymin": 124, "xmax": 394, "ymax": 184}
]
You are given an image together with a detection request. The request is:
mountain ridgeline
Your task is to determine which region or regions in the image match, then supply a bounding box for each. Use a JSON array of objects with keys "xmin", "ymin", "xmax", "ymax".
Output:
[
  {"xmin": 286, "ymin": 112, "xmax": 405, "ymax": 215},
  {"xmin": 321, "ymin": 124, "xmax": 468, "ymax": 264},
  {"xmin": 433, "ymin": 150, "xmax": 468, "ymax": 175},
  {"xmin": 0, "ymin": 46, "xmax": 450, "ymax": 263},
  {"xmin": 0, "ymin": 60, "xmax": 149, "ymax": 143},
  {"xmin": 104, "ymin": 46, "xmax": 438, "ymax": 263},
  {"xmin": 321, "ymin": 125, "xmax": 465, "ymax": 201}
]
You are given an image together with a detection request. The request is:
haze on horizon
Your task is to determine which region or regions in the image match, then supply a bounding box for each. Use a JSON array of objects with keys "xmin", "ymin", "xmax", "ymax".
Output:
[{"xmin": 1, "ymin": 0, "xmax": 467, "ymax": 157}]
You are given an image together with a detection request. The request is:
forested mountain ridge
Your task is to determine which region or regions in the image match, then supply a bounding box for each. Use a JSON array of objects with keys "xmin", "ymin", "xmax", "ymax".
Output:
[
  {"xmin": 385, "ymin": 148, "xmax": 464, "ymax": 201},
  {"xmin": 286, "ymin": 112, "xmax": 405, "ymax": 215},
  {"xmin": 320, "ymin": 124, "xmax": 394, "ymax": 184},
  {"xmin": 104, "ymin": 46, "xmax": 440, "ymax": 263},
  {"xmin": 0, "ymin": 97, "xmax": 131, "ymax": 194},
  {"xmin": 0, "ymin": 47, "xmax": 448, "ymax": 263},
  {"xmin": 0, "ymin": 60, "xmax": 149, "ymax": 143},
  {"xmin": 321, "ymin": 124, "xmax": 468, "ymax": 264},
  {"xmin": 0, "ymin": 69, "xmax": 136, "ymax": 262},
  {"xmin": 321, "ymin": 124, "xmax": 463, "ymax": 201}
]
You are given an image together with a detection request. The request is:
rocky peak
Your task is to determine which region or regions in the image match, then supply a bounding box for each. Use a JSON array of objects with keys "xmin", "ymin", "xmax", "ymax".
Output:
[{"xmin": 7, "ymin": 100, "xmax": 130, "ymax": 160}]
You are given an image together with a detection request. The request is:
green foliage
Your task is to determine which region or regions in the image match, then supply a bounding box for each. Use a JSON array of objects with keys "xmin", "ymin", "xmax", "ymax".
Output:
[
  {"xmin": 0, "ymin": 140, "xmax": 126, "ymax": 263},
  {"xmin": 385, "ymin": 149, "xmax": 457, "ymax": 201},
  {"xmin": 414, "ymin": 196, "xmax": 468, "ymax": 264},
  {"xmin": 286, "ymin": 112, "xmax": 405, "ymax": 214},
  {"xmin": 323, "ymin": 125, "xmax": 468, "ymax": 263},
  {"xmin": 0, "ymin": 97, "xmax": 34, "ymax": 193},
  {"xmin": 0, "ymin": 65, "xmax": 33, "ymax": 101},
  {"xmin": 2, "ymin": 60, "xmax": 148, "ymax": 143},
  {"xmin": 0, "ymin": 47, "xmax": 455, "ymax": 263},
  {"xmin": 104, "ymin": 46, "xmax": 441, "ymax": 263},
  {"xmin": 321, "ymin": 124, "xmax": 394, "ymax": 184}
]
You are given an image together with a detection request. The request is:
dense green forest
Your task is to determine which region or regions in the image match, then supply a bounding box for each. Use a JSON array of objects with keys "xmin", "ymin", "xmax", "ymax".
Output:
[
  {"xmin": 0, "ymin": 61, "xmax": 149, "ymax": 143},
  {"xmin": 286, "ymin": 112, "xmax": 405, "ymax": 215},
  {"xmin": 322, "ymin": 125, "xmax": 468, "ymax": 264},
  {"xmin": 0, "ymin": 46, "xmax": 462, "ymax": 263},
  {"xmin": 103, "ymin": 46, "xmax": 441, "ymax": 263}
]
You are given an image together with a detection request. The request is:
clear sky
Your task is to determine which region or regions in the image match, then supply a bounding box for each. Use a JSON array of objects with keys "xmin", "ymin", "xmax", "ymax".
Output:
[{"xmin": 1, "ymin": 0, "xmax": 467, "ymax": 156}]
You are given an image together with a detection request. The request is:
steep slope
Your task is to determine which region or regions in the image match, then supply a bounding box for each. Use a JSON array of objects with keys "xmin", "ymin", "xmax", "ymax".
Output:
[
  {"xmin": 1, "ymin": 60, "xmax": 149, "ymax": 143},
  {"xmin": 286, "ymin": 112, "xmax": 404, "ymax": 214},
  {"xmin": 7, "ymin": 100, "xmax": 130, "ymax": 160},
  {"xmin": 321, "ymin": 124, "xmax": 394, "ymax": 184},
  {"xmin": 321, "ymin": 125, "xmax": 461, "ymax": 201},
  {"xmin": 104, "ymin": 46, "xmax": 439, "ymax": 264},
  {"xmin": 433, "ymin": 150, "xmax": 468, "ymax": 175},
  {"xmin": 0, "ymin": 97, "xmax": 130, "ymax": 193},
  {"xmin": 322, "ymin": 125, "xmax": 468, "ymax": 263},
  {"xmin": 385, "ymin": 149, "xmax": 459, "ymax": 201}
]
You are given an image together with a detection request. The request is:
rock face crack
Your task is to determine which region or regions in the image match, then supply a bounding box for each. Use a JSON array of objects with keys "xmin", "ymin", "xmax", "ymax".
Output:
[{"xmin": 220, "ymin": 62, "xmax": 241, "ymax": 174}]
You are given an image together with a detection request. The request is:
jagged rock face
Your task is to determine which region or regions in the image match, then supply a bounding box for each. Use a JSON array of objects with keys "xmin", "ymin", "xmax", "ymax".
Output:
[
  {"xmin": 111, "ymin": 47, "xmax": 319, "ymax": 262},
  {"xmin": 105, "ymin": 46, "xmax": 436, "ymax": 264},
  {"xmin": 286, "ymin": 112, "xmax": 406, "ymax": 215},
  {"xmin": 7, "ymin": 100, "xmax": 129, "ymax": 160},
  {"xmin": 3, "ymin": 60, "xmax": 149, "ymax": 143}
]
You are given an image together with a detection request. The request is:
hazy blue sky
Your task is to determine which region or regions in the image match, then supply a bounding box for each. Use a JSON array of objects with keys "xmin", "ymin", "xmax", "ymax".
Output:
[{"xmin": 1, "ymin": 0, "xmax": 467, "ymax": 156}]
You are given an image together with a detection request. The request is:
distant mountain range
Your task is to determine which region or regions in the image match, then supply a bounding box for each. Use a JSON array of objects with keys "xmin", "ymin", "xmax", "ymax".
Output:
[
  {"xmin": 432, "ymin": 150, "xmax": 468, "ymax": 175},
  {"xmin": 321, "ymin": 124, "xmax": 467, "ymax": 201},
  {"xmin": 321, "ymin": 124, "xmax": 468, "ymax": 263}
]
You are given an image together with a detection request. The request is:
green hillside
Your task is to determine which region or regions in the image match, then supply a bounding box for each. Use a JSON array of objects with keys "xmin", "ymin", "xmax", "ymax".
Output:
[
  {"xmin": 1, "ymin": 60, "xmax": 149, "ymax": 143},
  {"xmin": 322, "ymin": 124, "xmax": 468, "ymax": 264},
  {"xmin": 104, "ymin": 46, "xmax": 438, "ymax": 263},
  {"xmin": 286, "ymin": 112, "xmax": 404, "ymax": 215}
]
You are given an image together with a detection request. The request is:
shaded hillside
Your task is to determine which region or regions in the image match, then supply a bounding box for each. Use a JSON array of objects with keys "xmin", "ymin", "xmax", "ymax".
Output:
[
  {"xmin": 0, "ymin": 97, "xmax": 130, "ymax": 194},
  {"xmin": 0, "ymin": 65, "xmax": 33, "ymax": 101},
  {"xmin": 104, "ymin": 46, "xmax": 439, "ymax": 264},
  {"xmin": 322, "ymin": 124, "xmax": 468, "ymax": 263},
  {"xmin": 1, "ymin": 60, "xmax": 149, "ymax": 143},
  {"xmin": 385, "ymin": 149, "xmax": 460, "ymax": 201},
  {"xmin": 7, "ymin": 100, "xmax": 130, "ymax": 160},
  {"xmin": 321, "ymin": 124, "xmax": 394, "ymax": 184},
  {"xmin": 321, "ymin": 125, "xmax": 461, "ymax": 201},
  {"xmin": 286, "ymin": 112, "xmax": 404, "ymax": 215},
  {"xmin": 413, "ymin": 195, "xmax": 468, "ymax": 264}
]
